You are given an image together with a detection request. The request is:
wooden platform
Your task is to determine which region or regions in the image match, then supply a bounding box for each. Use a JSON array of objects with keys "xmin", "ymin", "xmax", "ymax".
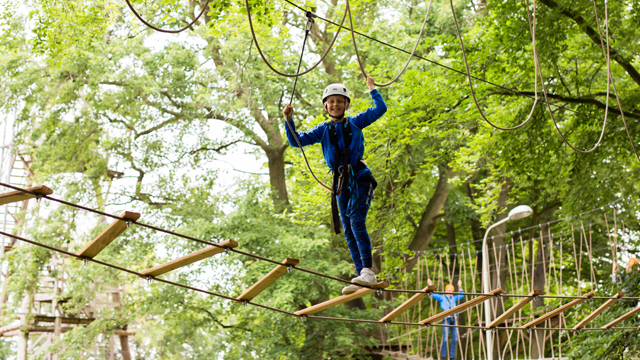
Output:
[
  {"xmin": 0, "ymin": 185, "xmax": 53, "ymax": 206},
  {"xmin": 140, "ymin": 239, "xmax": 239, "ymax": 277},
  {"xmin": 522, "ymin": 291, "xmax": 595, "ymax": 329},
  {"xmin": 573, "ymin": 292, "xmax": 624, "ymax": 331},
  {"xmin": 77, "ymin": 211, "xmax": 141, "ymax": 259},
  {"xmin": 380, "ymin": 285, "xmax": 437, "ymax": 323},
  {"xmin": 236, "ymin": 258, "xmax": 299, "ymax": 302},
  {"xmin": 488, "ymin": 290, "xmax": 542, "ymax": 329},
  {"xmin": 602, "ymin": 304, "xmax": 640, "ymax": 329},
  {"xmin": 420, "ymin": 288, "xmax": 504, "ymax": 325},
  {"xmin": 294, "ymin": 282, "xmax": 389, "ymax": 316}
]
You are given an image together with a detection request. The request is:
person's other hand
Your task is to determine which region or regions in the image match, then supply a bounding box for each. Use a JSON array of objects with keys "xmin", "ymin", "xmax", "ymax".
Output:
[
  {"xmin": 457, "ymin": 280, "xmax": 462, "ymax": 288},
  {"xmin": 283, "ymin": 104, "xmax": 293, "ymax": 120},
  {"xmin": 613, "ymin": 262, "xmax": 618, "ymax": 272},
  {"xmin": 427, "ymin": 278, "xmax": 433, "ymax": 286},
  {"xmin": 366, "ymin": 75, "xmax": 375, "ymax": 91}
]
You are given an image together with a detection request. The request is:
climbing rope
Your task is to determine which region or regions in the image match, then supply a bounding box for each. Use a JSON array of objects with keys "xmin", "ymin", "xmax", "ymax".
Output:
[
  {"xmin": 448, "ymin": 0, "xmax": 540, "ymax": 130},
  {"xmin": 244, "ymin": 0, "xmax": 347, "ymax": 78},
  {"xmin": 124, "ymin": 0, "xmax": 211, "ymax": 34}
]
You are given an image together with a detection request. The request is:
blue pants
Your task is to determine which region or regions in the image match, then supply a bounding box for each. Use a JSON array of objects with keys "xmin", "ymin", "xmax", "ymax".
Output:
[
  {"xmin": 441, "ymin": 316, "xmax": 458, "ymax": 360},
  {"xmin": 337, "ymin": 182, "xmax": 374, "ymax": 276}
]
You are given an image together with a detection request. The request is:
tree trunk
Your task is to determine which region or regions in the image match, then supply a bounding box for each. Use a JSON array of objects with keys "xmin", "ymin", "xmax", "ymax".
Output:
[
  {"xmin": 404, "ymin": 164, "xmax": 452, "ymax": 272},
  {"xmin": 265, "ymin": 146, "xmax": 290, "ymax": 212}
]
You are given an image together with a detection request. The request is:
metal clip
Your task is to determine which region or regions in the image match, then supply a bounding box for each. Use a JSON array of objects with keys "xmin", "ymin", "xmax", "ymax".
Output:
[
  {"xmin": 376, "ymin": 289, "xmax": 383, "ymax": 296},
  {"xmin": 145, "ymin": 275, "xmax": 153, "ymax": 283},
  {"xmin": 424, "ymin": 323, "xmax": 431, "ymax": 328},
  {"xmin": 427, "ymin": 292, "xmax": 433, "ymax": 299},
  {"xmin": 384, "ymin": 322, "xmax": 391, "ymax": 329},
  {"xmin": 287, "ymin": 265, "xmax": 293, "ymax": 273},
  {"xmin": 300, "ymin": 315, "xmax": 308, "ymax": 323},
  {"xmin": 126, "ymin": 220, "xmax": 132, "ymax": 228},
  {"xmin": 494, "ymin": 293, "xmax": 501, "ymax": 299},
  {"xmin": 35, "ymin": 193, "xmax": 43, "ymax": 202},
  {"xmin": 242, "ymin": 300, "xmax": 248, "ymax": 307},
  {"xmin": 224, "ymin": 247, "xmax": 231, "ymax": 255},
  {"xmin": 83, "ymin": 257, "xmax": 88, "ymax": 266},
  {"xmin": 533, "ymin": 295, "xmax": 539, "ymax": 302}
]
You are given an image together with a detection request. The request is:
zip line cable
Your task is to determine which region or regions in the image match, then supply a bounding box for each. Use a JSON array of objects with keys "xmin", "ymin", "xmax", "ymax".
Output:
[
  {"xmin": 124, "ymin": 0, "xmax": 211, "ymax": 34},
  {"xmin": 1, "ymin": 230, "xmax": 639, "ymax": 331},
  {"xmin": 2, "ymin": 182, "xmax": 639, "ymax": 301}
]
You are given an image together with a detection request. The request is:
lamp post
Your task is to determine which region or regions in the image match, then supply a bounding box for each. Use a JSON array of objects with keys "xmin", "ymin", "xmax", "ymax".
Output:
[{"xmin": 483, "ymin": 205, "xmax": 532, "ymax": 360}]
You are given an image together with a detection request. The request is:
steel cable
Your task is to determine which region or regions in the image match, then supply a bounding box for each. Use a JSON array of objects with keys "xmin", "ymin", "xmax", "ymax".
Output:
[{"xmin": 124, "ymin": 0, "xmax": 212, "ymax": 34}]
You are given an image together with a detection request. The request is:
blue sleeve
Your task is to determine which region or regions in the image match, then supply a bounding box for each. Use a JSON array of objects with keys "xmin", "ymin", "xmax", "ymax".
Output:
[
  {"xmin": 350, "ymin": 89, "xmax": 387, "ymax": 129},
  {"xmin": 284, "ymin": 119, "xmax": 324, "ymax": 147},
  {"xmin": 455, "ymin": 290, "xmax": 465, "ymax": 303},
  {"xmin": 431, "ymin": 293, "xmax": 444, "ymax": 302}
]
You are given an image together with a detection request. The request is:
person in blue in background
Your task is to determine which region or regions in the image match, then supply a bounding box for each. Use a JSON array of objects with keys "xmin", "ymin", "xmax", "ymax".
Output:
[
  {"xmin": 282, "ymin": 75, "xmax": 387, "ymax": 295},
  {"xmin": 428, "ymin": 278, "xmax": 464, "ymax": 360}
]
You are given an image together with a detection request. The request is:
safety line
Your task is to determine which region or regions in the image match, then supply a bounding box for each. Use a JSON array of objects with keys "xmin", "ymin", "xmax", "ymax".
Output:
[
  {"xmin": 124, "ymin": 0, "xmax": 211, "ymax": 34},
  {"xmin": 2, "ymin": 230, "xmax": 639, "ymax": 332},
  {"xmin": 3, "ymin": 182, "xmax": 639, "ymax": 302}
]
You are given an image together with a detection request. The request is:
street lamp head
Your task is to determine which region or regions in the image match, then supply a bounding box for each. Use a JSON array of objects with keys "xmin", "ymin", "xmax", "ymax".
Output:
[{"xmin": 508, "ymin": 205, "xmax": 533, "ymax": 221}]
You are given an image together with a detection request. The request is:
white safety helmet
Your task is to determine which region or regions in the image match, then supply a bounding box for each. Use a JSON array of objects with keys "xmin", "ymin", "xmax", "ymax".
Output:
[{"xmin": 322, "ymin": 83, "xmax": 351, "ymax": 104}]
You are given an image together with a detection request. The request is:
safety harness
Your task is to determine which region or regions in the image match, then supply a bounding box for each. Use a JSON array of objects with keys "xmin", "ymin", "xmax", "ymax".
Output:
[{"xmin": 327, "ymin": 120, "xmax": 366, "ymax": 234}]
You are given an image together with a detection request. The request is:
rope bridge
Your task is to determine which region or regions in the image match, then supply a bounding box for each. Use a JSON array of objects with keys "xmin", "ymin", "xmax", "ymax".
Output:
[{"xmin": 1, "ymin": 182, "xmax": 639, "ymax": 359}]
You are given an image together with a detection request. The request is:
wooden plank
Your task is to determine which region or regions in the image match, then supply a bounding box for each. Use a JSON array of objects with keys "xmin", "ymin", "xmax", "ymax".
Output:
[
  {"xmin": 34, "ymin": 315, "xmax": 94, "ymax": 325},
  {"xmin": 140, "ymin": 239, "xmax": 239, "ymax": 277},
  {"xmin": 294, "ymin": 282, "xmax": 389, "ymax": 316},
  {"xmin": 236, "ymin": 258, "xmax": 300, "ymax": 302},
  {"xmin": 522, "ymin": 291, "xmax": 595, "ymax": 329},
  {"xmin": 573, "ymin": 292, "xmax": 624, "ymax": 331},
  {"xmin": 380, "ymin": 285, "xmax": 437, "ymax": 323},
  {"xmin": 77, "ymin": 211, "xmax": 141, "ymax": 259},
  {"xmin": 602, "ymin": 303, "xmax": 640, "ymax": 329},
  {"xmin": 0, "ymin": 185, "xmax": 53, "ymax": 206},
  {"xmin": 420, "ymin": 288, "xmax": 504, "ymax": 325},
  {"xmin": 488, "ymin": 290, "xmax": 543, "ymax": 329}
]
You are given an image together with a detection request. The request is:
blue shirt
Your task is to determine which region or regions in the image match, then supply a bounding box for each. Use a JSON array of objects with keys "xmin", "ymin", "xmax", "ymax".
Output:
[
  {"xmin": 284, "ymin": 89, "xmax": 387, "ymax": 180},
  {"xmin": 432, "ymin": 291, "xmax": 465, "ymax": 311}
]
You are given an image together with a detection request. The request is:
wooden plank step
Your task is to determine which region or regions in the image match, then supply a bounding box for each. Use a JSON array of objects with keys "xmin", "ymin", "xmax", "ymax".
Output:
[
  {"xmin": 380, "ymin": 285, "xmax": 437, "ymax": 323},
  {"xmin": 140, "ymin": 239, "xmax": 239, "ymax": 277},
  {"xmin": 0, "ymin": 185, "xmax": 53, "ymax": 206},
  {"xmin": 294, "ymin": 281, "xmax": 389, "ymax": 316},
  {"xmin": 522, "ymin": 291, "xmax": 595, "ymax": 329},
  {"xmin": 573, "ymin": 292, "xmax": 624, "ymax": 331},
  {"xmin": 77, "ymin": 211, "xmax": 141, "ymax": 259},
  {"xmin": 420, "ymin": 288, "xmax": 504, "ymax": 325},
  {"xmin": 488, "ymin": 290, "xmax": 543, "ymax": 329},
  {"xmin": 602, "ymin": 302, "xmax": 640, "ymax": 329},
  {"xmin": 236, "ymin": 258, "xmax": 299, "ymax": 302},
  {"xmin": 34, "ymin": 315, "xmax": 94, "ymax": 325}
]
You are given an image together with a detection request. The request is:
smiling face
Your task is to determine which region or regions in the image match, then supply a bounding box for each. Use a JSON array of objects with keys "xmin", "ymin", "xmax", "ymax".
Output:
[{"xmin": 324, "ymin": 95, "xmax": 350, "ymax": 119}]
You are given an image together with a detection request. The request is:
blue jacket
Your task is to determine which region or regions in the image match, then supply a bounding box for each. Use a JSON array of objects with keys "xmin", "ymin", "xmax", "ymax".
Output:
[
  {"xmin": 284, "ymin": 89, "xmax": 387, "ymax": 181},
  {"xmin": 432, "ymin": 291, "xmax": 465, "ymax": 311}
]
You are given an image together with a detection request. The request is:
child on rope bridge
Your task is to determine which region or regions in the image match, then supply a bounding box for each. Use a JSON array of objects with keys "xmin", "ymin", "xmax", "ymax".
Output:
[
  {"xmin": 282, "ymin": 76, "xmax": 386, "ymax": 295},
  {"xmin": 428, "ymin": 278, "xmax": 464, "ymax": 360}
]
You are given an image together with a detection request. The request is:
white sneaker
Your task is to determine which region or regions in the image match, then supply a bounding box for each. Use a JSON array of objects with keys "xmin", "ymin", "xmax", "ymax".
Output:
[
  {"xmin": 351, "ymin": 268, "xmax": 377, "ymax": 286},
  {"xmin": 342, "ymin": 284, "xmax": 363, "ymax": 295}
]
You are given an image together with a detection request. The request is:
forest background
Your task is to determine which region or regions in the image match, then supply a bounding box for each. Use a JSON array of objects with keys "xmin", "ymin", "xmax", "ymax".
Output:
[{"xmin": 1, "ymin": 0, "xmax": 640, "ymax": 357}]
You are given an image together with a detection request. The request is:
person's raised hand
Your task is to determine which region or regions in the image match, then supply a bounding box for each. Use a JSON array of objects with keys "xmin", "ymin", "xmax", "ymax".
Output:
[
  {"xmin": 427, "ymin": 278, "xmax": 433, "ymax": 286},
  {"xmin": 613, "ymin": 262, "xmax": 618, "ymax": 272},
  {"xmin": 366, "ymin": 75, "xmax": 375, "ymax": 91},
  {"xmin": 458, "ymin": 280, "xmax": 462, "ymax": 288},
  {"xmin": 283, "ymin": 104, "xmax": 293, "ymax": 120}
]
